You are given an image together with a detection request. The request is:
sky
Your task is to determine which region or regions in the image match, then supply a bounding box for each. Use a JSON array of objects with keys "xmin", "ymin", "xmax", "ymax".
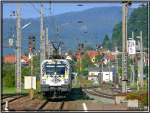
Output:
[{"xmin": 2, "ymin": 2, "xmax": 143, "ymax": 19}]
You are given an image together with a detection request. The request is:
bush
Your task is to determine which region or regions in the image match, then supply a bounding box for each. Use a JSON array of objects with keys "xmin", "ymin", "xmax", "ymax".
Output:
[
  {"xmin": 126, "ymin": 92, "xmax": 139, "ymax": 100},
  {"xmin": 126, "ymin": 91, "xmax": 148, "ymax": 106},
  {"xmin": 2, "ymin": 64, "xmax": 15, "ymax": 87},
  {"xmin": 139, "ymin": 91, "xmax": 148, "ymax": 106},
  {"xmin": 81, "ymin": 69, "xmax": 88, "ymax": 76}
]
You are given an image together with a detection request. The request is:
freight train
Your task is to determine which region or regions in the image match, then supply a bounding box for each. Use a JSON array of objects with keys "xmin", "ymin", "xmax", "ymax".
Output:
[{"xmin": 40, "ymin": 59, "xmax": 72, "ymax": 97}]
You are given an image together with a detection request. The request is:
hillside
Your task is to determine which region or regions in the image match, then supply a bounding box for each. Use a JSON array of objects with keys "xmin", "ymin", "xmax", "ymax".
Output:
[
  {"xmin": 2, "ymin": 6, "xmax": 134, "ymax": 55},
  {"xmin": 111, "ymin": 5, "xmax": 148, "ymax": 51}
]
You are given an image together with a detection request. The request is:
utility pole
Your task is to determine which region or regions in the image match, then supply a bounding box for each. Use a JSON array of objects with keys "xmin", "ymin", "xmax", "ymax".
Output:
[
  {"xmin": 131, "ymin": 32, "xmax": 135, "ymax": 85},
  {"xmin": 40, "ymin": 4, "xmax": 45, "ymax": 82},
  {"xmin": 29, "ymin": 46, "xmax": 34, "ymax": 99},
  {"xmin": 45, "ymin": 27, "xmax": 49, "ymax": 59},
  {"xmin": 101, "ymin": 62, "xmax": 103, "ymax": 84},
  {"xmin": 140, "ymin": 31, "xmax": 144, "ymax": 88},
  {"xmin": 59, "ymin": 46, "xmax": 61, "ymax": 56},
  {"xmin": 49, "ymin": 41, "xmax": 54, "ymax": 58},
  {"xmin": 130, "ymin": 64, "xmax": 135, "ymax": 85},
  {"xmin": 16, "ymin": 4, "xmax": 22, "ymax": 94},
  {"xmin": 115, "ymin": 47, "xmax": 119, "ymax": 87},
  {"xmin": 108, "ymin": 58, "xmax": 111, "ymax": 82},
  {"xmin": 137, "ymin": 31, "xmax": 144, "ymax": 88},
  {"xmin": 122, "ymin": 2, "xmax": 129, "ymax": 93}
]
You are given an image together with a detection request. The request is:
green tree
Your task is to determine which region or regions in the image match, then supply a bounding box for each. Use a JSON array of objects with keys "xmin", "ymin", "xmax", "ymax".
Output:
[
  {"xmin": 102, "ymin": 34, "xmax": 111, "ymax": 50},
  {"xmin": 2, "ymin": 64, "xmax": 15, "ymax": 87},
  {"xmin": 111, "ymin": 23, "xmax": 122, "ymax": 51},
  {"xmin": 76, "ymin": 53, "xmax": 93, "ymax": 76},
  {"xmin": 111, "ymin": 5, "xmax": 148, "ymax": 50}
]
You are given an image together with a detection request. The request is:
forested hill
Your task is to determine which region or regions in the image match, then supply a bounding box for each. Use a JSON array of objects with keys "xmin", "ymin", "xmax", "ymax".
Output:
[
  {"xmin": 3, "ymin": 6, "xmax": 134, "ymax": 55},
  {"xmin": 111, "ymin": 4, "xmax": 148, "ymax": 51}
]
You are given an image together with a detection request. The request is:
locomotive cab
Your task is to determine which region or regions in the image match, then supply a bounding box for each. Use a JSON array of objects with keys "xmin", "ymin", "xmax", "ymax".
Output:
[{"xmin": 40, "ymin": 59, "xmax": 72, "ymax": 97}]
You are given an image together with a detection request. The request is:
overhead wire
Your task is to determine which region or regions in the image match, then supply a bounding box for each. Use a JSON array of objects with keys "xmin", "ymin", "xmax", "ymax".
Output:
[{"xmin": 31, "ymin": 3, "xmax": 41, "ymax": 14}]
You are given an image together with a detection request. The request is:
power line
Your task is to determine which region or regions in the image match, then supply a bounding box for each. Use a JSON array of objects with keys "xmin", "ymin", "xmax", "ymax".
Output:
[{"xmin": 31, "ymin": 4, "xmax": 41, "ymax": 14}]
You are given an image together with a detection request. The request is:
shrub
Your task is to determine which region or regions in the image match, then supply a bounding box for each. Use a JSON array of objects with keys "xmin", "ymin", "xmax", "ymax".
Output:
[
  {"xmin": 139, "ymin": 92, "xmax": 148, "ymax": 106},
  {"xmin": 126, "ymin": 92, "xmax": 139, "ymax": 100},
  {"xmin": 126, "ymin": 91, "xmax": 148, "ymax": 106}
]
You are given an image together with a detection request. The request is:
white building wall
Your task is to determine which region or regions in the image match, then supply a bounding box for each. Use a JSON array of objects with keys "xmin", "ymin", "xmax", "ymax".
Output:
[
  {"xmin": 89, "ymin": 71, "xmax": 100, "ymax": 76},
  {"xmin": 102, "ymin": 72, "xmax": 113, "ymax": 82}
]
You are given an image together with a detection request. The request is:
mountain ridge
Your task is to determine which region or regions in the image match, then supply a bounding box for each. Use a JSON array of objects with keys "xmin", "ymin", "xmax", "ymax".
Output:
[{"xmin": 2, "ymin": 6, "xmax": 133, "ymax": 55}]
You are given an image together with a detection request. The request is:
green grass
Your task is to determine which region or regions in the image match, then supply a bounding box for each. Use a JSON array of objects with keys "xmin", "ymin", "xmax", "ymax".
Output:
[
  {"xmin": 128, "ymin": 80, "xmax": 148, "ymax": 91},
  {"xmin": 2, "ymin": 87, "xmax": 28, "ymax": 94}
]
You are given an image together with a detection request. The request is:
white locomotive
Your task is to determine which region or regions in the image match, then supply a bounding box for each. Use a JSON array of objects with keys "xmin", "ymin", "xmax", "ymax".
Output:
[{"xmin": 40, "ymin": 59, "xmax": 72, "ymax": 96}]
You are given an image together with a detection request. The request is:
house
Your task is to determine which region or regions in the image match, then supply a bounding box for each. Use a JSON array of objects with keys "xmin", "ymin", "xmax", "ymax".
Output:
[
  {"xmin": 66, "ymin": 55, "xmax": 72, "ymax": 61},
  {"xmin": 21, "ymin": 55, "xmax": 30, "ymax": 65},
  {"xmin": 88, "ymin": 66, "xmax": 113, "ymax": 82},
  {"xmin": 88, "ymin": 67, "xmax": 100, "ymax": 81},
  {"xmin": 87, "ymin": 50, "xmax": 98, "ymax": 63},
  {"xmin": 3, "ymin": 54, "xmax": 30, "ymax": 65},
  {"xmin": 3, "ymin": 54, "xmax": 16, "ymax": 64},
  {"xmin": 100, "ymin": 67, "xmax": 113, "ymax": 82}
]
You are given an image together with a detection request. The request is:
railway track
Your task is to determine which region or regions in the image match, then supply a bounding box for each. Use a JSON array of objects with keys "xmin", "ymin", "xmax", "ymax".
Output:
[
  {"xmin": 93, "ymin": 89, "xmax": 115, "ymax": 97},
  {"xmin": 38, "ymin": 101, "xmax": 65, "ymax": 111},
  {"xmin": 1, "ymin": 94, "xmax": 26, "ymax": 105},
  {"xmin": 2, "ymin": 94, "xmax": 22, "ymax": 99},
  {"xmin": 83, "ymin": 89, "xmax": 115, "ymax": 99},
  {"xmin": 2, "ymin": 95, "xmax": 65, "ymax": 111}
]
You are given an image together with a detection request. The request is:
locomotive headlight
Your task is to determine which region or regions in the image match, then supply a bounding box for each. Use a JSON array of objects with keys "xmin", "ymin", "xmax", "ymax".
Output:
[{"xmin": 64, "ymin": 79, "xmax": 69, "ymax": 84}]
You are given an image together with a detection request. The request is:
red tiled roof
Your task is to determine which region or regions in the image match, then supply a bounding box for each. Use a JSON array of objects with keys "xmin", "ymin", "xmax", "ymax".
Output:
[
  {"xmin": 3, "ymin": 54, "xmax": 30, "ymax": 64},
  {"xmin": 3, "ymin": 54, "xmax": 16, "ymax": 64},
  {"xmin": 87, "ymin": 51, "xmax": 98, "ymax": 58},
  {"xmin": 105, "ymin": 53, "xmax": 115, "ymax": 61}
]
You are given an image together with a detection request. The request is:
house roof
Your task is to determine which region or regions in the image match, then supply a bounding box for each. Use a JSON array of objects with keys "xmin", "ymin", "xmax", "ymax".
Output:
[
  {"xmin": 3, "ymin": 54, "xmax": 16, "ymax": 63},
  {"xmin": 105, "ymin": 53, "xmax": 115, "ymax": 61},
  {"xmin": 3, "ymin": 54, "xmax": 30, "ymax": 64},
  {"xmin": 87, "ymin": 50, "xmax": 98, "ymax": 58}
]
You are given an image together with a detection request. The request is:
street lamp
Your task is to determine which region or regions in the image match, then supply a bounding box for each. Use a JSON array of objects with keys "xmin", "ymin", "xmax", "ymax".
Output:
[
  {"xmin": 8, "ymin": 22, "xmax": 32, "ymax": 48},
  {"xmin": 22, "ymin": 22, "xmax": 31, "ymax": 30}
]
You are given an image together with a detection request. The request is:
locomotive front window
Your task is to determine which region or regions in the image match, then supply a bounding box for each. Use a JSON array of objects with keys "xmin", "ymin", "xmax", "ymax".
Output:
[
  {"xmin": 45, "ymin": 64, "xmax": 65, "ymax": 75},
  {"xmin": 56, "ymin": 67, "xmax": 65, "ymax": 75},
  {"xmin": 45, "ymin": 67, "xmax": 55, "ymax": 75}
]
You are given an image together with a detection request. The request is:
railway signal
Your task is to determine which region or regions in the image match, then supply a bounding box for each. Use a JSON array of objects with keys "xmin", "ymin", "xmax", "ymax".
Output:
[{"xmin": 28, "ymin": 35, "xmax": 36, "ymax": 53}]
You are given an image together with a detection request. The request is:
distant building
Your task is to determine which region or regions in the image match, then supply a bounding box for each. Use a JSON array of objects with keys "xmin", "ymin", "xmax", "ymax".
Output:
[
  {"xmin": 100, "ymin": 67, "xmax": 113, "ymax": 82},
  {"xmin": 87, "ymin": 50, "xmax": 98, "ymax": 63},
  {"xmin": 3, "ymin": 54, "xmax": 16, "ymax": 64},
  {"xmin": 88, "ymin": 66, "xmax": 113, "ymax": 82},
  {"xmin": 101, "ymin": 72, "xmax": 113, "ymax": 82},
  {"xmin": 88, "ymin": 67, "xmax": 100, "ymax": 81},
  {"xmin": 66, "ymin": 55, "xmax": 72, "ymax": 61},
  {"xmin": 3, "ymin": 54, "xmax": 30, "ymax": 65}
]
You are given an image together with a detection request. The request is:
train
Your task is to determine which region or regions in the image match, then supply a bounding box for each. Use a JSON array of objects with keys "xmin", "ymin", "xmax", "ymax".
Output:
[{"xmin": 40, "ymin": 59, "xmax": 72, "ymax": 97}]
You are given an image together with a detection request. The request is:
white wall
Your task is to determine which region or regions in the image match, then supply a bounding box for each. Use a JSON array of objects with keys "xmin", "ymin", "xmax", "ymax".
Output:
[
  {"xmin": 89, "ymin": 71, "xmax": 100, "ymax": 76},
  {"xmin": 88, "ymin": 76, "xmax": 97, "ymax": 81},
  {"xmin": 102, "ymin": 72, "xmax": 113, "ymax": 82}
]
